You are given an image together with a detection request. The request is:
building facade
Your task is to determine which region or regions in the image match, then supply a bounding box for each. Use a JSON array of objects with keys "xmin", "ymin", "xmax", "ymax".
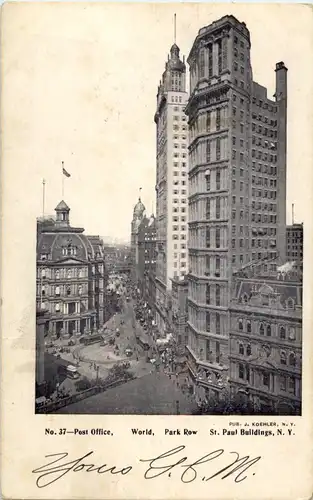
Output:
[
  {"xmin": 229, "ymin": 261, "xmax": 302, "ymax": 415},
  {"xmin": 185, "ymin": 15, "xmax": 288, "ymax": 399},
  {"xmin": 137, "ymin": 214, "xmax": 157, "ymax": 298},
  {"xmin": 36, "ymin": 201, "xmax": 106, "ymax": 339},
  {"xmin": 154, "ymin": 42, "xmax": 189, "ymax": 336},
  {"xmin": 170, "ymin": 276, "xmax": 188, "ymax": 346},
  {"xmin": 286, "ymin": 223, "xmax": 303, "ymax": 261},
  {"xmin": 130, "ymin": 197, "xmax": 146, "ymax": 284},
  {"xmin": 35, "ymin": 309, "xmax": 49, "ymax": 397}
]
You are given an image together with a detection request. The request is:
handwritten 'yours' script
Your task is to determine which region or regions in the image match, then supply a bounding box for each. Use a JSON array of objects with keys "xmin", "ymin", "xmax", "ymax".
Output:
[{"xmin": 32, "ymin": 445, "xmax": 261, "ymax": 488}]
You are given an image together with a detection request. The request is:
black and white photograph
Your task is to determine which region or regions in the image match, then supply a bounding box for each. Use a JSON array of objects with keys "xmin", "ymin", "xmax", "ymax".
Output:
[{"xmin": 32, "ymin": 6, "xmax": 306, "ymax": 417}]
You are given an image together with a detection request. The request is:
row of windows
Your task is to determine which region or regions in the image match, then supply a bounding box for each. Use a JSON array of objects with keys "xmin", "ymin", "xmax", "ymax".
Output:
[
  {"xmin": 251, "ymin": 150, "xmax": 277, "ymax": 163},
  {"xmin": 252, "ymin": 136, "xmax": 277, "ymax": 149},
  {"xmin": 238, "ymin": 319, "xmax": 296, "ymax": 338},
  {"xmin": 41, "ymin": 285, "xmax": 85, "ymax": 297},
  {"xmin": 233, "ymin": 62, "xmax": 248, "ymax": 76},
  {"xmin": 234, "ymin": 35, "xmax": 245, "ymax": 48},
  {"xmin": 251, "ymin": 189, "xmax": 277, "ymax": 200},
  {"xmin": 173, "ymin": 172, "xmax": 187, "ymax": 178},
  {"xmin": 173, "ymin": 125, "xmax": 187, "ymax": 132},
  {"xmin": 238, "ymin": 343, "xmax": 298, "ymax": 367},
  {"xmin": 173, "ymin": 152, "xmax": 187, "ymax": 159},
  {"xmin": 252, "ymin": 177, "xmax": 277, "ymax": 188},
  {"xmin": 173, "ymin": 162, "xmax": 187, "ymax": 168},
  {"xmin": 252, "ymin": 97, "xmax": 277, "ymax": 113},
  {"xmin": 173, "ymin": 135, "xmax": 187, "ymax": 141},
  {"xmin": 173, "ymin": 234, "xmax": 186, "ymax": 240},
  {"xmin": 252, "ymin": 122, "xmax": 277, "ymax": 138},
  {"xmin": 238, "ymin": 364, "xmax": 296, "ymax": 394},
  {"xmin": 40, "ymin": 268, "xmax": 88, "ymax": 279},
  {"xmin": 173, "ymin": 252, "xmax": 186, "ymax": 258},
  {"xmin": 173, "ymin": 207, "xmax": 186, "ymax": 213},
  {"xmin": 170, "ymin": 96, "xmax": 183, "ymax": 103},
  {"xmin": 252, "ymin": 163, "xmax": 277, "ymax": 175},
  {"xmin": 173, "ymin": 115, "xmax": 187, "ymax": 122},
  {"xmin": 252, "ymin": 113, "xmax": 277, "ymax": 126}
]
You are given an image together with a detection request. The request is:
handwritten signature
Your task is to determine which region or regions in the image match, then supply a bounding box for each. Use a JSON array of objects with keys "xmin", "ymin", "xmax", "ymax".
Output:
[{"xmin": 32, "ymin": 445, "xmax": 261, "ymax": 488}]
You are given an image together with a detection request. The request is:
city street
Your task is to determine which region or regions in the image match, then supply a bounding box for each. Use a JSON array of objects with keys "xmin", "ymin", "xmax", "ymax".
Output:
[{"xmin": 52, "ymin": 294, "xmax": 157, "ymax": 396}]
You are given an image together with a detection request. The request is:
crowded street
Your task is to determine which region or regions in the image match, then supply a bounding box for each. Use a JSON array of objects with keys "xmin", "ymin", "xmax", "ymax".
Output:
[{"xmin": 41, "ymin": 274, "xmax": 196, "ymax": 414}]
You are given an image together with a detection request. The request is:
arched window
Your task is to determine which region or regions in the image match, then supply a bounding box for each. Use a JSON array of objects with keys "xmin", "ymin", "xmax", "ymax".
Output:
[
  {"xmin": 246, "ymin": 344, "xmax": 252, "ymax": 356},
  {"xmin": 287, "ymin": 298, "xmax": 295, "ymax": 309},
  {"xmin": 239, "ymin": 343, "xmax": 244, "ymax": 355},
  {"xmin": 266, "ymin": 324, "xmax": 272, "ymax": 337},
  {"xmin": 56, "ymin": 270, "xmax": 60, "ymax": 279},
  {"xmin": 41, "ymin": 268, "xmax": 46, "ymax": 278},
  {"xmin": 67, "ymin": 269, "xmax": 72, "ymax": 279},
  {"xmin": 67, "ymin": 286, "xmax": 71, "ymax": 296},
  {"xmin": 279, "ymin": 326, "xmax": 286, "ymax": 339},
  {"xmin": 78, "ymin": 285, "xmax": 82, "ymax": 295},
  {"xmin": 289, "ymin": 353, "xmax": 296, "ymax": 367},
  {"xmin": 259, "ymin": 323, "xmax": 264, "ymax": 335},
  {"xmin": 243, "ymin": 293, "xmax": 249, "ymax": 303},
  {"xmin": 55, "ymin": 286, "xmax": 60, "ymax": 296},
  {"xmin": 280, "ymin": 351, "xmax": 287, "ymax": 365},
  {"xmin": 247, "ymin": 320, "xmax": 252, "ymax": 333},
  {"xmin": 239, "ymin": 319, "xmax": 243, "ymax": 331}
]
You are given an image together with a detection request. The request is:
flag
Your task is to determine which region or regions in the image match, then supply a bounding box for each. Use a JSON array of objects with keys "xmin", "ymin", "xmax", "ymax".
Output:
[{"xmin": 63, "ymin": 167, "xmax": 71, "ymax": 178}]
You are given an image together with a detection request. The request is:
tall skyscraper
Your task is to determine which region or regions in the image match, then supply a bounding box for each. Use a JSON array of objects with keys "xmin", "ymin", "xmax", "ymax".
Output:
[
  {"xmin": 130, "ymin": 197, "xmax": 146, "ymax": 284},
  {"xmin": 154, "ymin": 36, "xmax": 189, "ymax": 335},
  {"xmin": 185, "ymin": 15, "xmax": 288, "ymax": 400}
]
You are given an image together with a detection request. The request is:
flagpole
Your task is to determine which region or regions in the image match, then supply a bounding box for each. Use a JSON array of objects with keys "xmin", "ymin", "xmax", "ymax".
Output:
[
  {"xmin": 62, "ymin": 161, "xmax": 64, "ymax": 199},
  {"xmin": 42, "ymin": 179, "xmax": 46, "ymax": 219}
]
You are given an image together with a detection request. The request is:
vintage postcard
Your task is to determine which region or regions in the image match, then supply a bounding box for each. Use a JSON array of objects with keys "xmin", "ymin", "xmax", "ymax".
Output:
[{"xmin": 1, "ymin": 2, "xmax": 313, "ymax": 499}]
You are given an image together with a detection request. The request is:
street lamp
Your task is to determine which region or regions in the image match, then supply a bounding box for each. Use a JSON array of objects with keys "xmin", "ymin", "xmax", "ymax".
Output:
[{"xmin": 176, "ymin": 399, "xmax": 180, "ymax": 415}]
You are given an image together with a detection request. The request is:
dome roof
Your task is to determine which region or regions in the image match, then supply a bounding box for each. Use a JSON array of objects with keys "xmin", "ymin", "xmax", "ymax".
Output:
[
  {"xmin": 55, "ymin": 200, "xmax": 70, "ymax": 211},
  {"xmin": 133, "ymin": 197, "xmax": 146, "ymax": 216},
  {"xmin": 37, "ymin": 232, "xmax": 95, "ymax": 262},
  {"xmin": 167, "ymin": 44, "xmax": 185, "ymax": 71}
]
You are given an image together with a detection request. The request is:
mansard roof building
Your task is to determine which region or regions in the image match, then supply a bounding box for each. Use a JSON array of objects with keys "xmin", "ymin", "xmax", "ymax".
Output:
[
  {"xmin": 229, "ymin": 259, "xmax": 302, "ymax": 415},
  {"xmin": 36, "ymin": 201, "xmax": 106, "ymax": 339}
]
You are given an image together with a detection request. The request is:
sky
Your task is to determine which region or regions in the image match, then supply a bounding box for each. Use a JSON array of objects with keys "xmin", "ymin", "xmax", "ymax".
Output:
[{"xmin": 2, "ymin": 3, "xmax": 313, "ymax": 242}]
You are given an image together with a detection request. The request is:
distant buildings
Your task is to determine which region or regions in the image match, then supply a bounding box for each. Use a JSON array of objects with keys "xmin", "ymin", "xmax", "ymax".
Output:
[
  {"xmin": 102, "ymin": 244, "xmax": 131, "ymax": 274},
  {"xmin": 286, "ymin": 223, "xmax": 303, "ymax": 261},
  {"xmin": 185, "ymin": 15, "xmax": 288, "ymax": 399},
  {"xmin": 154, "ymin": 41, "xmax": 189, "ymax": 336},
  {"xmin": 130, "ymin": 197, "xmax": 146, "ymax": 284},
  {"xmin": 229, "ymin": 260, "xmax": 302, "ymax": 415},
  {"xmin": 36, "ymin": 200, "xmax": 106, "ymax": 339}
]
